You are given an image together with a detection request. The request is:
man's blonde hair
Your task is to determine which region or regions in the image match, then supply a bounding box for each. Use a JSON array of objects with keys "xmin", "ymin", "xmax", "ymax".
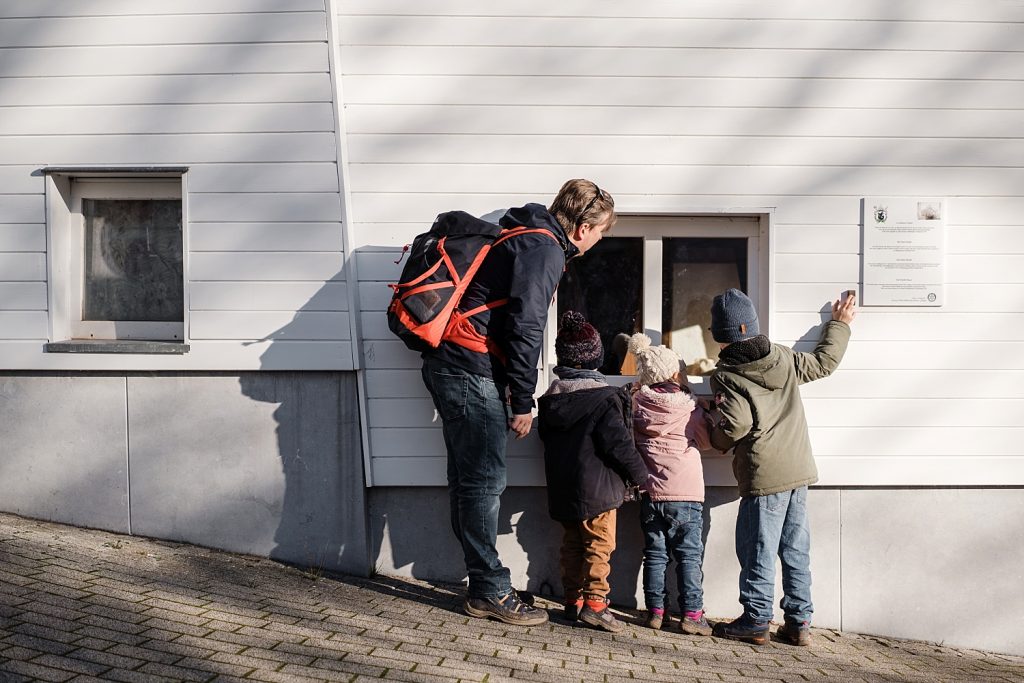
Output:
[{"xmin": 548, "ymin": 179, "xmax": 616, "ymax": 236}]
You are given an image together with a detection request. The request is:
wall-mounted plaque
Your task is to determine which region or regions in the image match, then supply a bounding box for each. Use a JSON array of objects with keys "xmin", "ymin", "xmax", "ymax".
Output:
[{"xmin": 861, "ymin": 197, "xmax": 945, "ymax": 306}]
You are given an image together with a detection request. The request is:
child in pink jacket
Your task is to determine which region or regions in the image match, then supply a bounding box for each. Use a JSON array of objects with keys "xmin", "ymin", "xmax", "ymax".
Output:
[{"xmin": 629, "ymin": 333, "xmax": 713, "ymax": 635}]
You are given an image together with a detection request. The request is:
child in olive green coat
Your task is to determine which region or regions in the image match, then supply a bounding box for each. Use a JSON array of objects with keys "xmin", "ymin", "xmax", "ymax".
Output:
[{"xmin": 707, "ymin": 288, "xmax": 856, "ymax": 647}]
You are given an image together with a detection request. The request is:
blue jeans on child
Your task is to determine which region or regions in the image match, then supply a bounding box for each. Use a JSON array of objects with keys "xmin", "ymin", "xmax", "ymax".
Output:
[
  {"xmin": 421, "ymin": 356, "xmax": 512, "ymax": 600},
  {"xmin": 640, "ymin": 496, "xmax": 705, "ymax": 612},
  {"xmin": 735, "ymin": 485, "xmax": 813, "ymax": 625}
]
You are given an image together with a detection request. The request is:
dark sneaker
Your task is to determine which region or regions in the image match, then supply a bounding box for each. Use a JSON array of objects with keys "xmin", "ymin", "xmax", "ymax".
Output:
[
  {"xmin": 681, "ymin": 613, "xmax": 712, "ymax": 636},
  {"xmin": 644, "ymin": 610, "xmax": 664, "ymax": 630},
  {"xmin": 516, "ymin": 590, "xmax": 536, "ymax": 607},
  {"xmin": 563, "ymin": 600, "xmax": 583, "ymax": 622},
  {"xmin": 579, "ymin": 603, "xmax": 624, "ymax": 633},
  {"xmin": 712, "ymin": 616, "xmax": 770, "ymax": 645},
  {"xmin": 464, "ymin": 591, "xmax": 549, "ymax": 626},
  {"xmin": 776, "ymin": 620, "xmax": 812, "ymax": 646}
]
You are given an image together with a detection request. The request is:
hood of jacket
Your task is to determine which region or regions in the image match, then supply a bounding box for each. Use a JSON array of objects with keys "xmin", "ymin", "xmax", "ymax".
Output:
[
  {"xmin": 716, "ymin": 337, "xmax": 788, "ymax": 391},
  {"xmin": 541, "ymin": 384, "xmax": 620, "ymax": 431},
  {"xmin": 633, "ymin": 385, "xmax": 696, "ymax": 438},
  {"xmin": 500, "ymin": 203, "xmax": 579, "ymax": 259}
]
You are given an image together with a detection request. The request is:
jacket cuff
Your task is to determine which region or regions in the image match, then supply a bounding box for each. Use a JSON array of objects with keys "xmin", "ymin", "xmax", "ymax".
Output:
[{"xmin": 510, "ymin": 395, "xmax": 535, "ymax": 415}]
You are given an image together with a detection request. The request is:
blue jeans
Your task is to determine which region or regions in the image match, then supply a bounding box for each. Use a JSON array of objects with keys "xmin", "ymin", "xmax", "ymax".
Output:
[
  {"xmin": 735, "ymin": 486, "xmax": 813, "ymax": 625},
  {"xmin": 640, "ymin": 496, "xmax": 705, "ymax": 613},
  {"xmin": 421, "ymin": 357, "xmax": 512, "ymax": 599}
]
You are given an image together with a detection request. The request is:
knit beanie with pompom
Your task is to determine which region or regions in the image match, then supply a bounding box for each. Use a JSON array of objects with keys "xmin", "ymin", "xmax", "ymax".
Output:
[
  {"xmin": 555, "ymin": 311, "xmax": 603, "ymax": 370},
  {"xmin": 628, "ymin": 333, "xmax": 682, "ymax": 385}
]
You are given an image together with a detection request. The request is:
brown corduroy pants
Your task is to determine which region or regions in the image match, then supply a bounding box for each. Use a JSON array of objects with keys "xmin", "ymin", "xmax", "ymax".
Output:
[{"xmin": 559, "ymin": 508, "xmax": 617, "ymax": 602}]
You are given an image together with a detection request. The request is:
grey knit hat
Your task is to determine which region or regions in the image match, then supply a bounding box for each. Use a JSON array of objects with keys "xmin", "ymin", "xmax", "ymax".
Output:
[
  {"xmin": 710, "ymin": 288, "xmax": 759, "ymax": 343},
  {"xmin": 627, "ymin": 333, "xmax": 681, "ymax": 385},
  {"xmin": 555, "ymin": 311, "xmax": 603, "ymax": 369}
]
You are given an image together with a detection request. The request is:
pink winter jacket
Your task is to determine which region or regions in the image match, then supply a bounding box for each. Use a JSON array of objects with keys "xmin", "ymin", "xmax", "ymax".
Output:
[{"xmin": 632, "ymin": 384, "xmax": 712, "ymax": 502}]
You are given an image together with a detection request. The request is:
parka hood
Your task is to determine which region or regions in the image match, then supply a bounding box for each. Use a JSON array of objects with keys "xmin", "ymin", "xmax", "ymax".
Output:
[
  {"xmin": 716, "ymin": 337, "xmax": 787, "ymax": 391},
  {"xmin": 633, "ymin": 385, "xmax": 696, "ymax": 437},
  {"xmin": 539, "ymin": 385, "xmax": 621, "ymax": 431}
]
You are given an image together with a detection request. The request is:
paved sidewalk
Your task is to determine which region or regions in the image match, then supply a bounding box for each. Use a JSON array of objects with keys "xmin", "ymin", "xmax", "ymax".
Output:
[{"xmin": 0, "ymin": 513, "xmax": 1021, "ymax": 683}]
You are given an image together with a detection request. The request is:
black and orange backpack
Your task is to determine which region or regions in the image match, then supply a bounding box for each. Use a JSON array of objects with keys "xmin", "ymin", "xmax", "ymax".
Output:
[{"xmin": 387, "ymin": 211, "xmax": 557, "ymax": 355}]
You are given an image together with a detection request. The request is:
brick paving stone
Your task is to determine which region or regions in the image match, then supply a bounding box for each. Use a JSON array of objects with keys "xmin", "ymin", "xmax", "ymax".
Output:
[
  {"xmin": 9, "ymin": 621, "xmax": 82, "ymax": 645},
  {"xmin": 71, "ymin": 626, "xmax": 148, "ymax": 647},
  {"xmin": 30, "ymin": 653, "xmax": 111, "ymax": 677},
  {"xmin": 277, "ymin": 662, "xmax": 370, "ymax": 681},
  {"xmin": 2, "ymin": 512, "xmax": 1023, "ymax": 683},
  {"xmin": 67, "ymin": 645, "xmax": 145, "ymax": 670},
  {"xmin": 136, "ymin": 660, "xmax": 220, "ymax": 681},
  {"xmin": 68, "ymin": 636, "xmax": 116, "ymax": 651},
  {"xmin": 105, "ymin": 642, "xmax": 185, "ymax": 665},
  {"xmin": 204, "ymin": 629, "xmax": 274, "ymax": 649},
  {"xmin": 1, "ymin": 659, "xmax": 78, "ymax": 682}
]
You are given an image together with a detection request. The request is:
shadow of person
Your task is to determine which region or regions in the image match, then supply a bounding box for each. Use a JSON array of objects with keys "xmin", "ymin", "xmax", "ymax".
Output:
[
  {"xmin": 504, "ymin": 487, "xmax": 562, "ymax": 602},
  {"xmin": 237, "ymin": 268, "xmax": 368, "ymax": 577},
  {"xmin": 608, "ymin": 500, "xmax": 644, "ymax": 610}
]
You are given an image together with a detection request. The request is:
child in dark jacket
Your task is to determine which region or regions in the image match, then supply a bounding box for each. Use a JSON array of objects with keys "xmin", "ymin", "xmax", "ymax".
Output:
[{"xmin": 538, "ymin": 312, "xmax": 650, "ymax": 633}]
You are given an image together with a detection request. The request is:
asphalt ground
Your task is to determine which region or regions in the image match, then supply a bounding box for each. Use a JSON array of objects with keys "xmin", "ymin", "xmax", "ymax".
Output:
[{"xmin": 1, "ymin": 512, "xmax": 1021, "ymax": 683}]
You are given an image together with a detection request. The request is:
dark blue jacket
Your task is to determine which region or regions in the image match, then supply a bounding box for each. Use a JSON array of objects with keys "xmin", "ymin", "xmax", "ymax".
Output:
[
  {"xmin": 426, "ymin": 203, "xmax": 578, "ymax": 414},
  {"xmin": 538, "ymin": 384, "xmax": 649, "ymax": 522}
]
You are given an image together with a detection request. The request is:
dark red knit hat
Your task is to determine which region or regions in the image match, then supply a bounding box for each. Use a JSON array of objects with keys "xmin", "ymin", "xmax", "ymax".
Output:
[{"xmin": 555, "ymin": 311, "xmax": 603, "ymax": 369}]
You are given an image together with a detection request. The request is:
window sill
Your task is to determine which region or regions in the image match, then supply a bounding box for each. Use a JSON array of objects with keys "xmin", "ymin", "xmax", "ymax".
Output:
[{"xmin": 45, "ymin": 340, "xmax": 190, "ymax": 355}]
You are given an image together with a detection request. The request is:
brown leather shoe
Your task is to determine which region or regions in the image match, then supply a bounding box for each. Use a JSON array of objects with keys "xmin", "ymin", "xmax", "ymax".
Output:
[{"xmin": 776, "ymin": 620, "xmax": 812, "ymax": 646}]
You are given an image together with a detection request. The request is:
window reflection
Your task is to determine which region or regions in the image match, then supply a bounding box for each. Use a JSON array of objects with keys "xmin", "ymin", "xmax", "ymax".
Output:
[
  {"xmin": 558, "ymin": 237, "xmax": 643, "ymax": 374},
  {"xmin": 663, "ymin": 238, "xmax": 747, "ymax": 374},
  {"xmin": 82, "ymin": 199, "xmax": 183, "ymax": 322}
]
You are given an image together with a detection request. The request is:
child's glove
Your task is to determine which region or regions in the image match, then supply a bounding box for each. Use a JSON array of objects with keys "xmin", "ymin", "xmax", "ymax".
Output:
[{"xmin": 622, "ymin": 484, "xmax": 644, "ymax": 503}]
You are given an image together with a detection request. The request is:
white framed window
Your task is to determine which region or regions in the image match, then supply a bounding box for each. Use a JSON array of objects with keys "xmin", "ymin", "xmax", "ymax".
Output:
[
  {"xmin": 548, "ymin": 214, "xmax": 768, "ymax": 389},
  {"xmin": 44, "ymin": 168, "xmax": 189, "ymax": 346}
]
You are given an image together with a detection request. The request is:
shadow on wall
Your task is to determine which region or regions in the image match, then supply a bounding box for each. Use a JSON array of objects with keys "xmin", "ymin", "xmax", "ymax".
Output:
[
  {"xmin": 369, "ymin": 484, "xmax": 742, "ymax": 609},
  {"xmin": 237, "ymin": 268, "xmax": 368, "ymax": 577}
]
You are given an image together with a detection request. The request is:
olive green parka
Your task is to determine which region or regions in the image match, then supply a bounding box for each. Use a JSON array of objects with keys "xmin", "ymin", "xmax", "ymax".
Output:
[{"xmin": 709, "ymin": 320, "xmax": 851, "ymax": 497}]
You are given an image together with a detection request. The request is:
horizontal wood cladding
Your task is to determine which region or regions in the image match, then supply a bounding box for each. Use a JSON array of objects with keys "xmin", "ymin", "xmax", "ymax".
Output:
[
  {"xmin": 0, "ymin": 45, "xmax": 328, "ymax": 77},
  {"xmin": 0, "ymin": 104, "xmax": 335, "ymax": 136},
  {"xmin": 342, "ymin": 46, "xmax": 1024, "ymax": 80},
  {"xmin": 0, "ymin": 134, "xmax": 338, "ymax": 165},
  {"xmin": 339, "ymin": 15, "xmax": 1022, "ymax": 51},
  {"xmin": 337, "ymin": 1, "xmax": 1024, "ymax": 22},
  {"xmin": 344, "ymin": 105, "xmax": 1023, "ymax": 138},
  {"xmin": 0, "ymin": 1, "xmax": 327, "ymax": 18},
  {"xmin": 344, "ymin": 76, "xmax": 1024, "ymax": 110},
  {"xmin": 0, "ymin": 13, "xmax": 326, "ymax": 47},
  {"xmin": 346, "ymin": 134, "xmax": 1024, "ymax": 168},
  {"xmin": 0, "ymin": 74, "xmax": 332, "ymax": 106}
]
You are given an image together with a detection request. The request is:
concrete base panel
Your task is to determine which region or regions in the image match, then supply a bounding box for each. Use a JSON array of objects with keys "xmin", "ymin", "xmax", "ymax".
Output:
[
  {"xmin": 841, "ymin": 488, "xmax": 1024, "ymax": 655},
  {"xmin": 129, "ymin": 372, "xmax": 369, "ymax": 576},
  {"xmin": 0, "ymin": 371, "xmax": 369, "ymax": 578},
  {"xmin": 0, "ymin": 374, "xmax": 128, "ymax": 532}
]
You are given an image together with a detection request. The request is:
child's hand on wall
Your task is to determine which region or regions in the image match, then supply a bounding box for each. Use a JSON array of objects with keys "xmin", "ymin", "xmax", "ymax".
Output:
[{"xmin": 832, "ymin": 290, "xmax": 857, "ymax": 325}]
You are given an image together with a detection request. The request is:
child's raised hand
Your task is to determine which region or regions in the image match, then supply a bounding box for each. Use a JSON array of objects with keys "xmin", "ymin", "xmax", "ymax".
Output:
[{"xmin": 832, "ymin": 290, "xmax": 857, "ymax": 325}]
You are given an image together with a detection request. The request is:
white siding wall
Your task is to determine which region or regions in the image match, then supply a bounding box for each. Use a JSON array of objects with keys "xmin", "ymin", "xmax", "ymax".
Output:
[
  {"xmin": 0, "ymin": 0, "xmax": 355, "ymax": 370},
  {"xmin": 337, "ymin": 1, "xmax": 1024, "ymax": 486}
]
